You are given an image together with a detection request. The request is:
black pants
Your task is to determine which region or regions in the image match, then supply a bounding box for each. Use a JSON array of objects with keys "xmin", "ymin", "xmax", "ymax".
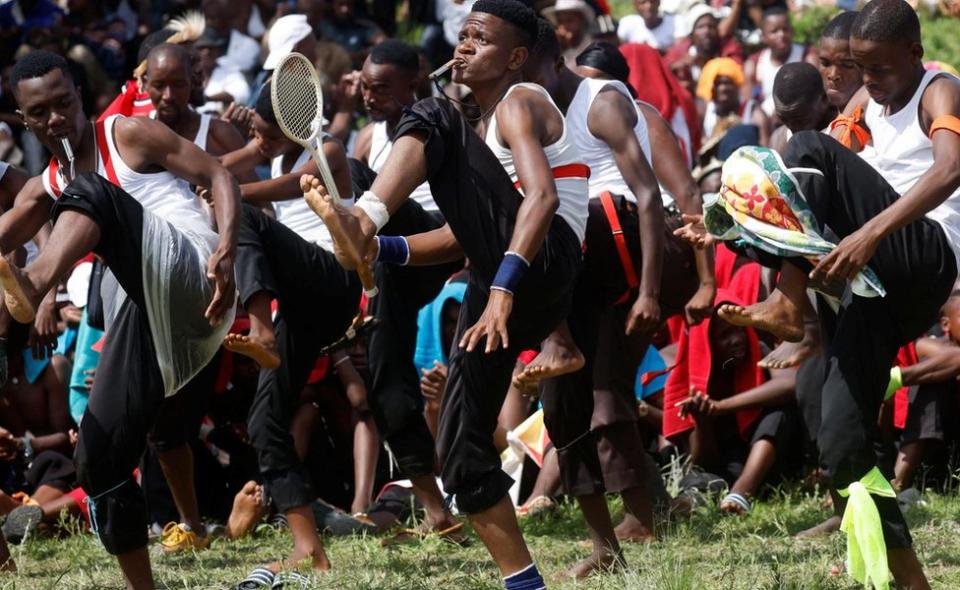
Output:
[
  {"xmin": 236, "ymin": 204, "xmax": 360, "ymax": 512},
  {"xmin": 367, "ymin": 200, "xmax": 463, "ymax": 478},
  {"xmin": 782, "ymin": 132, "xmax": 957, "ymax": 548},
  {"xmin": 540, "ymin": 197, "xmax": 698, "ymax": 496},
  {"xmin": 394, "ymin": 98, "xmax": 582, "ymax": 513},
  {"xmin": 63, "ymin": 173, "xmax": 221, "ymax": 555}
]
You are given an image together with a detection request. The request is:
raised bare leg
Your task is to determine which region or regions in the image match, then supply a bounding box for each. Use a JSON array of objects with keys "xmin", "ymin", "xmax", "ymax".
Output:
[
  {"xmin": 718, "ymin": 261, "xmax": 808, "ymax": 343},
  {"xmin": 224, "ymin": 291, "xmax": 280, "ymax": 369},
  {"xmin": 759, "ymin": 295, "xmax": 821, "ymax": 369},
  {"xmin": 513, "ymin": 321, "xmax": 586, "ymax": 392},
  {"xmin": 0, "ymin": 210, "xmax": 100, "ymax": 323}
]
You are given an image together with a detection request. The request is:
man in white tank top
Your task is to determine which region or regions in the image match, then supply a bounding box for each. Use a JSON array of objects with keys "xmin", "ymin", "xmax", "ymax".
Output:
[
  {"xmin": 349, "ymin": 40, "xmax": 465, "ymax": 540},
  {"xmin": 680, "ymin": 2, "xmax": 960, "ymax": 586},
  {"xmin": 520, "ymin": 24, "xmax": 703, "ymax": 577},
  {"xmin": 142, "ymin": 42, "xmax": 264, "ymax": 555},
  {"xmin": 301, "ymin": 2, "xmax": 587, "ymax": 587},
  {"xmin": 0, "ymin": 51, "xmax": 239, "ymax": 590}
]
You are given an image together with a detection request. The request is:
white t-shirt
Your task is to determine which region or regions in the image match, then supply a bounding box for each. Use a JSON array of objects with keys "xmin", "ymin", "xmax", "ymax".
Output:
[
  {"xmin": 617, "ymin": 14, "xmax": 678, "ymax": 51},
  {"xmin": 200, "ymin": 59, "xmax": 251, "ymax": 114},
  {"xmin": 223, "ymin": 29, "xmax": 261, "ymax": 72}
]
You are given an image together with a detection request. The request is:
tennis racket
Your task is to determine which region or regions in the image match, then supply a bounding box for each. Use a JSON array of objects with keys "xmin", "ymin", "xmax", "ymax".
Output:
[{"xmin": 272, "ymin": 52, "xmax": 378, "ymax": 298}]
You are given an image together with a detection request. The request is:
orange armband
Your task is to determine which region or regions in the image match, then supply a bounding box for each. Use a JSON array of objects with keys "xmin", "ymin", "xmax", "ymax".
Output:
[
  {"xmin": 830, "ymin": 105, "xmax": 870, "ymax": 152},
  {"xmin": 930, "ymin": 114, "xmax": 960, "ymax": 138}
]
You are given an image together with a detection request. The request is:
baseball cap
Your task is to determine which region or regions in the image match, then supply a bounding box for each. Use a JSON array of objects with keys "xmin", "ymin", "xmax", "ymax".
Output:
[{"xmin": 264, "ymin": 14, "xmax": 314, "ymax": 70}]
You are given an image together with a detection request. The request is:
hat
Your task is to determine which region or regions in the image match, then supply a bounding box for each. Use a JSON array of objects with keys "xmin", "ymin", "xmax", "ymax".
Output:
[
  {"xmin": 194, "ymin": 27, "xmax": 228, "ymax": 50},
  {"xmin": 264, "ymin": 14, "xmax": 314, "ymax": 70},
  {"xmin": 543, "ymin": 0, "xmax": 596, "ymax": 25},
  {"xmin": 676, "ymin": 3, "xmax": 717, "ymax": 38}
]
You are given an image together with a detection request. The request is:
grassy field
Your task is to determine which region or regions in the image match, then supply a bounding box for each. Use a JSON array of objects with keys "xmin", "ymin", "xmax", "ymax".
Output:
[{"xmin": 5, "ymin": 488, "xmax": 960, "ymax": 589}]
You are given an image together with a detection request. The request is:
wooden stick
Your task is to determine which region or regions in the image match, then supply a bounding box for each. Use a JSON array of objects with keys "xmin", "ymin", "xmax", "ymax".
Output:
[{"xmin": 429, "ymin": 58, "xmax": 462, "ymax": 81}]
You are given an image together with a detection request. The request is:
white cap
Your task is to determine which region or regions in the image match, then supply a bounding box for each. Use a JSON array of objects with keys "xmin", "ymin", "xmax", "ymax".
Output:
[
  {"xmin": 543, "ymin": 0, "xmax": 595, "ymax": 25},
  {"xmin": 676, "ymin": 3, "xmax": 718, "ymax": 38},
  {"xmin": 263, "ymin": 14, "xmax": 314, "ymax": 70}
]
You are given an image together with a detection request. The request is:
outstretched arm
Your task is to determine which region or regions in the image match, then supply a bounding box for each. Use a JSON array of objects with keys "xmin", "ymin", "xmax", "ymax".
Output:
[
  {"xmin": 240, "ymin": 139, "xmax": 353, "ymax": 203},
  {"xmin": 589, "ymin": 89, "xmax": 664, "ymax": 335},
  {"xmin": 812, "ymin": 77, "xmax": 960, "ymax": 284}
]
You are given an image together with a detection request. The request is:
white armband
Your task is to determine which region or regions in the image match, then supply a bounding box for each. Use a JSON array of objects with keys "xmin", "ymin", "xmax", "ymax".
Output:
[{"xmin": 355, "ymin": 191, "xmax": 390, "ymax": 232}]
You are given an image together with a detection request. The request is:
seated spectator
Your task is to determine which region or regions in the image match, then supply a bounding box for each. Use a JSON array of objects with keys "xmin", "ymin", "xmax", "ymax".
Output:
[
  {"xmin": 202, "ymin": 0, "xmax": 262, "ymax": 73},
  {"xmin": 718, "ymin": 0, "xmax": 788, "ymax": 47},
  {"xmin": 668, "ymin": 289, "xmax": 801, "ymax": 516},
  {"xmin": 544, "ymin": 0, "xmax": 597, "ymax": 65},
  {"xmin": 698, "ymin": 58, "xmax": 770, "ymax": 145},
  {"xmin": 768, "ymin": 62, "xmax": 838, "ymax": 154},
  {"xmin": 263, "ymin": 14, "xmax": 318, "ymax": 72},
  {"xmin": 318, "ymin": 0, "xmax": 387, "ymax": 66},
  {"xmin": 618, "ymin": 0, "xmax": 679, "ymax": 52},
  {"xmin": 743, "ymin": 7, "xmax": 818, "ymax": 117},
  {"xmin": 665, "ymin": 3, "xmax": 743, "ymax": 97},
  {"xmin": 196, "ymin": 28, "xmax": 252, "ymax": 115}
]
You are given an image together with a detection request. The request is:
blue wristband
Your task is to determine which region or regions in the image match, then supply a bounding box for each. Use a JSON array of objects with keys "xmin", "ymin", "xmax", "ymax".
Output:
[
  {"xmin": 491, "ymin": 252, "xmax": 529, "ymax": 295},
  {"xmin": 376, "ymin": 236, "xmax": 410, "ymax": 265}
]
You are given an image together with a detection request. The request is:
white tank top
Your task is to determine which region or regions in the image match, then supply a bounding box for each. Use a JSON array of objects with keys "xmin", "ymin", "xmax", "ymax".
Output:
[
  {"xmin": 368, "ymin": 121, "xmax": 438, "ymax": 213},
  {"xmin": 861, "ymin": 69, "xmax": 960, "ymax": 266},
  {"xmin": 193, "ymin": 114, "xmax": 212, "ymax": 151},
  {"xmin": 757, "ymin": 44, "xmax": 805, "ymax": 116},
  {"xmin": 484, "ymin": 83, "xmax": 589, "ymax": 242},
  {"xmin": 270, "ymin": 137, "xmax": 353, "ymax": 252},
  {"xmin": 42, "ymin": 115, "xmax": 216, "ymax": 249},
  {"xmin": 566, "ymin": 78, "xmax": 651, "ymax": 203}
]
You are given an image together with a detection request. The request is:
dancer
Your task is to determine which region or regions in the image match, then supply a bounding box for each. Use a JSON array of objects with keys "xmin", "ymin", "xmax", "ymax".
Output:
[
  {"xmin": 1, "ymin": 50, "xmax": 238, "ymax": 590},
  {"xmin": 352, "ymin": 40, "xmax": 464, "ymax": 539},
  {"xmin": 678, "ymin": 1, "xmax": 960, "ymax": 586},
  {"xmin": 221, "ymin": 82, "xmax": 362, "ymax": 588},
  {"xmin": 522, "ymin": 22, "xmax": 697, "ymax": 577},
  {"xmin": 303, "ymin": 2, "xmax": 586, "ymax": 587}
]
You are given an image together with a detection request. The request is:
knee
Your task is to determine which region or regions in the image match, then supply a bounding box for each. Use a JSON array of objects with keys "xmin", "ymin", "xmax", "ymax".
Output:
[{"xmin": 784, "ymin": 129, "xmax": 826, "ymax": 167}]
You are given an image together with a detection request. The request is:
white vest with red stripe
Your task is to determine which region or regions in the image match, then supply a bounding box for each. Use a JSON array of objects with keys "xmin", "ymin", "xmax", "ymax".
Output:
[
  {"xmin": 484, "ymin": 83, "xmax": 589, "ymax": 243},
  {"xmin": 566, "ymin": 78, "xmax": 651, "ymax": 203},
  {"xmin": 41, "ymin": 115, "xmax": 216, "ymax": 250}
]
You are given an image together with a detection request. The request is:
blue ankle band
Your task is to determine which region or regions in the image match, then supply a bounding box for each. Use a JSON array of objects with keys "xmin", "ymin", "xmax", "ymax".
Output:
[
  {"xmin": 376, "ymin": 236, "xmax": 410, "ymax": 265},
  {"xmin": 504, "ymin": 563, "xmax": 546, "ymax": 590},
  {"xmin": 491, "ymin": 252, "xmax": 529, "ymax": 295}
]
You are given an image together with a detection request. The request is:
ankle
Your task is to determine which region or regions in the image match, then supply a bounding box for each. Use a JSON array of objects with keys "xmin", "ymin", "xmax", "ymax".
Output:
[{"xmin": 504, "ymin": 563, "xmax": 546, "ymax": 590}]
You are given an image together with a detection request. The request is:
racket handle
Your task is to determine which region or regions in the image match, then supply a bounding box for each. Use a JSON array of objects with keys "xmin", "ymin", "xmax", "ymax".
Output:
[{"xmin": 359, "ymin": 263, "xmax": 379, "ymax": 298}]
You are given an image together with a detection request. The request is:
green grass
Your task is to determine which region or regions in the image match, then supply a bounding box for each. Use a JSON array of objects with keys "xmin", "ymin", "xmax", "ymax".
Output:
[{"xmin": 6, "ymin": 489, "xmax": 960, "ymax": 588}]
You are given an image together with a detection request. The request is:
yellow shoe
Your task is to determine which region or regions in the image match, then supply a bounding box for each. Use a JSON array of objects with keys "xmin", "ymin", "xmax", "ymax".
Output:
[{"xmin": 159, "ymin": 522, "xmax": 210, "ymax": 553}]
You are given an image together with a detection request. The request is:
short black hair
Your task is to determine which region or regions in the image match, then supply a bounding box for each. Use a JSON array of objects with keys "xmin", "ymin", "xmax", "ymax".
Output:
[
  {"xmin": 138, "ymin": 28, "xmax": 176, "ymax": 64},
  {"xmin": 762, "ymin": 6, "xmax": 789, "ymax": 22},
  {"xmin": 852, "ymin": 0, "xmax": 920, "ymax": 44},
  {"xmin": 773, "ymin": 62, "xmax": 824, "ymax": 106},
  {"xmin": 821, "ymin": 11, "xmax": 858, "ymax": 40},
  {"xmin": 255, "ymin": 82, "xmax": 277, "ymax": 125},
  {"xmin": 10, "ymin": 50, "xmax": 73, "ymax": 91},
  {"xmin": 532, "ymin": 16, "xmax": 561, "ymax": 60},
  {"xmin": 472, "ymin": 0, "xmax": 538, "ymax": 49},
  {"xmin": 576, "ymin": 42, "xmax": 630, "ymax": 85},
  {"xmin": 146, "ymin": 43, "xmax": 192, "ymax": 75},
  {"xmin": 368, "ymin": 39, "xmax": 420, "ymax": 74}
]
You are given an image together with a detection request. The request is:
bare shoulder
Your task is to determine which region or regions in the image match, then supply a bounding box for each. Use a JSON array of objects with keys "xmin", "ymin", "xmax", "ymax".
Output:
[
  {"xmin": 114, "ymin": 116, "xmax": 177, "ymax": 149},
  {"xmin": 209, "ymin": 118, "xmax": 247, "ymax": 153}
]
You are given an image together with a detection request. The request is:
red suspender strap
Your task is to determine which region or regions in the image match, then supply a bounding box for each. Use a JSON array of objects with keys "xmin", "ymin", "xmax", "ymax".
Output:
[
  {"xmin": 512, "ymin": 163, "xmax": 591, "ymax": 189},
  {"xmin": 47, "ymin": 158, "xmax": 62, "ymax": 197},
  {"xmin": 94, "ymin": 119, "xmax": 121, "ymax": 188},
  {"xmin": 599, "ymin": 191, "xmax": 640, "ymax": 304}
]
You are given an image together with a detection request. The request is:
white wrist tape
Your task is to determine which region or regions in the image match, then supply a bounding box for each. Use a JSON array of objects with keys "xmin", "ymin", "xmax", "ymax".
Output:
[{"xmin": 356, "ymin": 191, "xmax": 390, "ymax": 232}]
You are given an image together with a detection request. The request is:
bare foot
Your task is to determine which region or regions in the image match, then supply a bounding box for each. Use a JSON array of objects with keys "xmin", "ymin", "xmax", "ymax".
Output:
[
  {"xmin": 758, "ymin": 321, "xmax": 820, "ymax": 369},
  {"xmin": 0, "ymin": 258, "xmax": 37, "ymax": 324},
  {"xmin": 226, "ymin": 481, "xmax": 267, "ymax": 540},
  {"xmin": 224, "ymin": 334, "xmax": 280, "ymax": 370},
  {"xmin": 302, "ymin": 175, "xmax": 368, "ymax": 272},
  {"xmin": 614, "ymin": 515, "xmax": 656, "ymax": 543},
  {"xmin": 795, "ymin": 515, "xmax": 841, "ymax": 539},
  {"xmin": 718, "ymin": 290, "xmax": 804, "ymax": 343},
  {"xmin": 565, "ymin": 550, "xmax": 626, "ymax": 579},
  {"xmin": 512, "ymin": 335, "xmax": 585, "ymax": 392},
  {"xmin": 270, "ymin": 545, "xmax": 331, "ymax": 574}
]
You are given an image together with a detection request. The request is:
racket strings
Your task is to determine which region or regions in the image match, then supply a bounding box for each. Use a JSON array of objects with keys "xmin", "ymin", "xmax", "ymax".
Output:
[{"xmin": 274, "ymin": 58, "xmax": 319, "ymax": 142}]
